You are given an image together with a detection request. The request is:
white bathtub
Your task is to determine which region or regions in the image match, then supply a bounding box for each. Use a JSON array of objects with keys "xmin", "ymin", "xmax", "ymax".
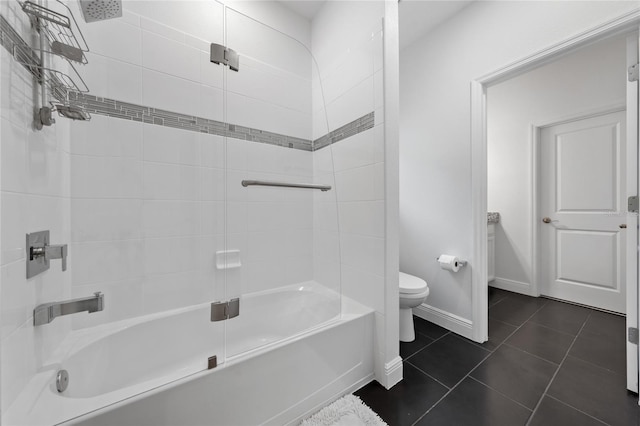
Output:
[{"xmin": 3, "ymin": 282, "xmax": 374, "ymax": 426}]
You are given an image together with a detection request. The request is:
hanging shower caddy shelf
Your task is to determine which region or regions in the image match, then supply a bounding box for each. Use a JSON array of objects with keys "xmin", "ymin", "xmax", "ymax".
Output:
[
  {"xmin": 20, "ymin": 0, "xmax": 89, "ymax": 63},
  {"xmin": 17, "ymin": 0, "xmax": 91, "ymax": 128},
  {"xmin": 12, "ymin": 43, "xmax": 89, "ymax": 95}
]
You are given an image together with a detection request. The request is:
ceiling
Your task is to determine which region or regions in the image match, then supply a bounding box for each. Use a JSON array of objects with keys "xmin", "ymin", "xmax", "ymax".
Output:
[{"xmin": 277, "ymin": 0, "xmax": 473, "ymax": 51}]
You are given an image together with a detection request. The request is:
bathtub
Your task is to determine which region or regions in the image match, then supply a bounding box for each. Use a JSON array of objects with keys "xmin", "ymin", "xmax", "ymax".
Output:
[{"xmin": 3, "ymin": 282, "xmax": 375, "ymax": 426}]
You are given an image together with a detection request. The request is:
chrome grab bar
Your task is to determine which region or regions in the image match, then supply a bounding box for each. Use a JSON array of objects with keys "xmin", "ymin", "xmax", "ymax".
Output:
[{"xmin": 241, "ymin": 180, "xmax": 331, "ymax": 192}]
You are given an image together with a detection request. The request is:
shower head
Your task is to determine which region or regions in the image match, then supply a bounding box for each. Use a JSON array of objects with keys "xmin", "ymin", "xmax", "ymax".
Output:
[
  {"xmin": 54, "ymin": 105, "xmax": 91, "ymax": 121},
  {"xmin": 77, "ymin": 0, "xmax": 122, "ymax": 23}
]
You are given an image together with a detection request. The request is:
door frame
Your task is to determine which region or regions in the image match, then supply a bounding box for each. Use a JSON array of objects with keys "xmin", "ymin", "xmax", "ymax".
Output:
[
  {"xmin": 531, "ymin": 105, "xmax": 628, "ymax": 302},
  {"xmin": 470, "ymin": 10, "xmax": 639, "ymax": 346}
]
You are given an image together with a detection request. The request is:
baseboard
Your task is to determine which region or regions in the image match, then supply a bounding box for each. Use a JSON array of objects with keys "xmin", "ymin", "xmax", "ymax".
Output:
[
  {"xmin": 413, "ymin": 304, "xmax": 473, "ymax": 340},
  {"xmin": 381, "ymin": 356, "xmax": 403, "ymax": 389},
  {"xmin": 490, "ymin": 277, "xmax": 534, "ymax": 296}
]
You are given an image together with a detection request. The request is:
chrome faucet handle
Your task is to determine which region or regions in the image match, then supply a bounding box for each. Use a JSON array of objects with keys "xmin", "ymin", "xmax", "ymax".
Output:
[
  {"xmin": 27, "ymin": 231, "xmax": 68, "ymax": 278},
  {"xmin": 31, "ymin": 244, "xmax": 68, "ymax": 271},
  {"xmin": 46, "ymin": 244, "xmax": 68, "ymax": 271}
]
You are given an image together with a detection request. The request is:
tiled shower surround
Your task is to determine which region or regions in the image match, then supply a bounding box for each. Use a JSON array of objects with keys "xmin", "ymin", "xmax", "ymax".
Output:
[
  {"xmin": 0, "ymin": 0, "xmax": 388, "ymax": 416},
  {"xmin": 0, "ymin": 15, "xmax": 374, "ymax": 152}
]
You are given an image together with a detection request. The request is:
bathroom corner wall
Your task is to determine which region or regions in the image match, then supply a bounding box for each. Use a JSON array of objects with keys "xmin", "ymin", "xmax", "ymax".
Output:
[
  {"xmin": 311, "ymin": 0, "xmax": 398, "ymax": 387},
  {"xmin": 0, "ymin": 0, "xmax": 73, "ymax": 414}
]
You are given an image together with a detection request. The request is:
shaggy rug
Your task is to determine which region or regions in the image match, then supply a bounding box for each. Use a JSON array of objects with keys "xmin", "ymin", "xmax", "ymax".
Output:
[{"xmin": 300, "ymin": 394, "xmax": 388, "ymax": 426}]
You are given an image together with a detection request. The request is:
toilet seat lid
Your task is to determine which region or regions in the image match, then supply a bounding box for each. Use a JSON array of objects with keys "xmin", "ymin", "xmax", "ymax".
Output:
[{"xmin": 399, "ymin": 272, "xmax": 428, "ymax": 294}]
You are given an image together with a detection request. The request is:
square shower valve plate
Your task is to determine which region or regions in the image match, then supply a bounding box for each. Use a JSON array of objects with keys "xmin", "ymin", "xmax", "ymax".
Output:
[{"xmin": 26, "ymin": 230, "xmax": 50, "ymax": 279}]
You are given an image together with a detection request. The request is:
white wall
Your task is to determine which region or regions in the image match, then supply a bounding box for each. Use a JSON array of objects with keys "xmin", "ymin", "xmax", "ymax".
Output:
[
  {"xmin": 400, "ymin": 1, "xmax": 639, "ymax": 331},
  {"xmin": 487, "ymin": 35, "xmax": 627, "ymax": 293},
  {"xmin": 0, "ymin": 0, "xmax": 73, "ymax": 414}
]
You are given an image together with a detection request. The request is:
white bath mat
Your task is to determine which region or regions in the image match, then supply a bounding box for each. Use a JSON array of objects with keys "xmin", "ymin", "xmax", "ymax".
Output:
[{"xmin": 300, "ymin": 394, "xmax": 388, "ymax": 426}]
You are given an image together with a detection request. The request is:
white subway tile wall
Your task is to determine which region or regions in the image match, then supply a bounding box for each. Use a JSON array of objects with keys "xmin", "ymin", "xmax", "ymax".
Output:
[
  {"xmin": 65, "ymin": 2, "xmax": 323, "ymax": 325},
  {"xmin": 0, "ymin": 0, "xmax": 73, "ymax": 413},
  {"xmin": 0, "ymin": 0, "xmax": 386, "ymax": 417}
]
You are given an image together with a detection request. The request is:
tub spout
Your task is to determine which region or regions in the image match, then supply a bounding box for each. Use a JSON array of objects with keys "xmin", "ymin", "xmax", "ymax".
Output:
[{"xmin": 34, "ymin": 292, "xmax": 104, "ymax": 326}]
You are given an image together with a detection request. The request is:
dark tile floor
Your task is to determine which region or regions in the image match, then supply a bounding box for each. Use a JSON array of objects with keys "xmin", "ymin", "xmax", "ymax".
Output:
[{"xmin": 355, "ymin": 287, "xmax": 640, "ymax": 426}]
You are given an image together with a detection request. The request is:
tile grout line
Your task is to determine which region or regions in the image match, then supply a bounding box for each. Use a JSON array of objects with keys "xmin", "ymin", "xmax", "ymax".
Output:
[
  {"xmin": 359, "ymin": 329, "xmax": 456, "ymax": 423},
  {"xmin": 473, "ymin": 297, "xmax": 551, "ymax": 352},
  {"xmin": 500, "ymin": 342, "xmax": 563, "ymax": 366},
  {"xmin": 544, "ymin": 394, "xmax": 611, "ymax": 425},
  {"xmin": 404, "ymin": 360, "xmax": 452, "ymax": 392},
  {"xmin": 524, "ymin": 318, "xmax": 580, "ymax": 338},
  {"xmin": 487, "ymin": 293, "xmax": 510, "ymax": 308},
  {"xmin": 410, "ymin": 296, "xmax": 551, "ymax": 426},
  {"xmin": 402, "ymin": 330, "xmax": 451, "ymax": 362},
  {"xmin": 467, "ymin": 375, "xmax": 534, "ymax": 412},
  {"xmin": 409, "ymin": 343, "xmax": 494, "ymax": 426},
  {"xmin": 524, "ymin": 312, "xmax": 592, "ymax": 426},
  {"xmin": 565, "ymin": 352, "xmax": 628, "ymax": 377}
]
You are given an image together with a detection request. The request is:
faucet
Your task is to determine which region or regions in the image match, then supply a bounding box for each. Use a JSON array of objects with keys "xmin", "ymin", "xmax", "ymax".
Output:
[
  {"xmin": 34, "ymin": 292, "xmax": 104, "ymax": 326},
  {"xmin": 26, "ymin": 230, "xmax": 68, "ymax": 279},
  {"xmin": 30, "ymin": 243, "xmax": 67, "ymax": 271}
]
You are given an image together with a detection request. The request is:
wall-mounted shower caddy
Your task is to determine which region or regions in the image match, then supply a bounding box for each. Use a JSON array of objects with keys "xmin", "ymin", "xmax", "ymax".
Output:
[{"xmin": 16, "ymin": 0, "xmax": 91, "ymax": 129}]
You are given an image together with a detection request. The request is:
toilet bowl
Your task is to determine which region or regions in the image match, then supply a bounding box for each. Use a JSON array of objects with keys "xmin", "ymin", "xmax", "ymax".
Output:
[{"xmin": 399, "ymin": 272, "xmax": 429, "ymax": 342}]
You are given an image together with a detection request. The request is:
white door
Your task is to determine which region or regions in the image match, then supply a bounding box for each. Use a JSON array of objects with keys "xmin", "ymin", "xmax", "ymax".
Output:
[{"xmin": 540, "ymin": 111, "xmax": 627, "ymax": 313}]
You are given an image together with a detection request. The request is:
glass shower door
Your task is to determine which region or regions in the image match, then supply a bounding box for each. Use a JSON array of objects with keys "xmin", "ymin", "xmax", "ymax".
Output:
[
  {"xmin": 222, "ymin": 7, "xmax": 341, "ymax": 358},
  {"xmin": 55, "ymin": 0, "xmax": 228, "ymax": 418}
]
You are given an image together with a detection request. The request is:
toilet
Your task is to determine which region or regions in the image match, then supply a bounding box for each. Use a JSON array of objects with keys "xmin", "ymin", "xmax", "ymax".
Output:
[{"xmin": 399, "ymin": 272, "xmax": 430, "ymax": 342}]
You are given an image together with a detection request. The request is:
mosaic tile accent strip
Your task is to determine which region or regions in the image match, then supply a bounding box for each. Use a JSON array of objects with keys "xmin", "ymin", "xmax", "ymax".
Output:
[
  {"xmin": 0, "ymin": 14, "xmax": 375, "ymax": 152},
  {"xmin": 314, "ymin": 112, "xmax": 375, "ymax": 150},
  {"xmin": 68, "ymin": 91, "xmax": 373, "ymax": 152},
  {"xmin": 68, "ymin": 91, "xmax": 315, "ymax": 151}
]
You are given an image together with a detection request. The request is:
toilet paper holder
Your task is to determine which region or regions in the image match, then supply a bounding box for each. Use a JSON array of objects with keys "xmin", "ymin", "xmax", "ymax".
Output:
[{"xmin": 436, "ymin": 257, "xmax": 467, "ymax": 267}]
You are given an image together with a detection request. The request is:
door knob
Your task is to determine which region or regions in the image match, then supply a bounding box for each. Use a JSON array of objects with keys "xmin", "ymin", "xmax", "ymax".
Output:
[
  {"xmin": 620, "ymin": 224, "xmax": 627, "ymax": 229},
  {"xmin": 542, "ymin": 217, "xmax": 552, "ymax": 224}
]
